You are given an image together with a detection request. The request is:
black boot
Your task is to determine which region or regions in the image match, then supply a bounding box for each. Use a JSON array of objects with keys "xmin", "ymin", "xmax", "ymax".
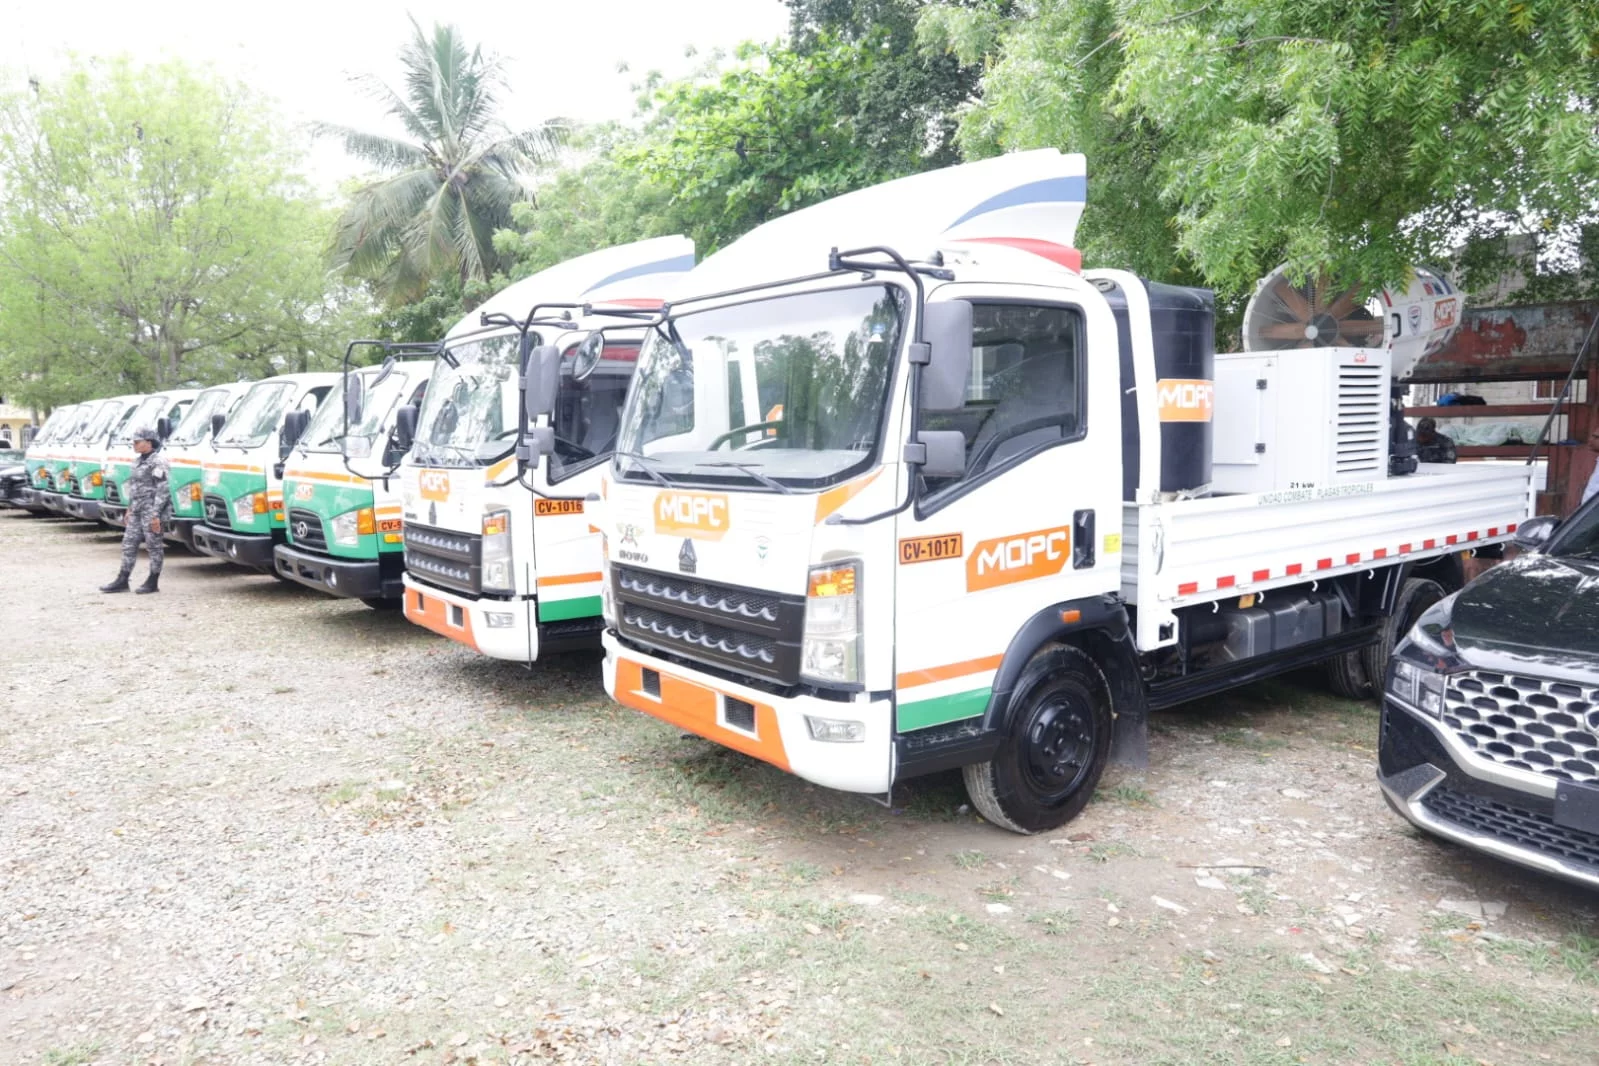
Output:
[
  {"xmin": 135, "ymin": 571, "xmax": 160, "ymax": 595},
  {"xmin": 101, "ymin": 570, "xmax": 131, "ymax": 593}
]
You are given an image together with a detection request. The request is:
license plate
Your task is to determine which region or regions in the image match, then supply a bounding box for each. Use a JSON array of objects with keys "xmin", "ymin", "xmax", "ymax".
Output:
[{"xmin": 1553, "ymin": 779, "xmax": 1599, "ymax": 836}]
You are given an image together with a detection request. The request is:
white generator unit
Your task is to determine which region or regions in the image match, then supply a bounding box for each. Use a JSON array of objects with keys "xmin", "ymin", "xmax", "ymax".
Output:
[{"xmin": 1211, "ymin": 347, "xmax": 1391, "ymax": 494}]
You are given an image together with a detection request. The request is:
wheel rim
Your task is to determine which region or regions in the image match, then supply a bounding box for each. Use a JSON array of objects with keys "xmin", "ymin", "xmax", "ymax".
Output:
[{"xmin": 1021, "ymin": 687, "xmax": 1098, "ymax": 804}]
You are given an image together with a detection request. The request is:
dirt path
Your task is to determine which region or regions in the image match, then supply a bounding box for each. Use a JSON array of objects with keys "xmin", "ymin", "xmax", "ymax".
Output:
[{"xmin": 3, "ymin": 512, "xmax": 1596, "ymax": 1066}]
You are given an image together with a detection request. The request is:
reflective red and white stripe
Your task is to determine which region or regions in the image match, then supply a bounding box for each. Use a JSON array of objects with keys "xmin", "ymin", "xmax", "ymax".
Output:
[{"xmin": 1173, "ymin": 524, "xmax": 1517, "ymax": 598}]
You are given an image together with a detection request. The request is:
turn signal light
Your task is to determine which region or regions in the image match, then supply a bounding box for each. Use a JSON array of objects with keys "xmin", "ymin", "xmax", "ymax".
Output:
[
  {"xmin": 89, "ymin": 471, "xmax": 103, "ymax": 487},
  {"xmin": 808, "ymin": 564, "xmax": 857, "ymax": 598},
  {"xmin": 356, "ymin": 507, "xmax": 376, "ymax": 535},
  {"xmin": 251, "ymin": 492, "xmax": 269, "ymax": 514},
  {"xmin": 188, "ymin": 483, "xmax": 202, "ymax": 501},
  {"xmin": 483, "ymin": 513, "xmax": 509, "ymax": 537}
]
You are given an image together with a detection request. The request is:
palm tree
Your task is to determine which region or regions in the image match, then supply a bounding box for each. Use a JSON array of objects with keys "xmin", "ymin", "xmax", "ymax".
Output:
[{"xmin": 318, "ymin": 19, "xmax": 565, "ymax": 302}]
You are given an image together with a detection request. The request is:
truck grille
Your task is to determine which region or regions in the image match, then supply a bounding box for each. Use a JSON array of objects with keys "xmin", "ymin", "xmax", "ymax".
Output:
[
  {"xmin": 611, "ymin": 565, "xmax": 803, "ymax": 684},
  {"xmin": 1422, "ymin": 785, "xmax": 1599, "ymax": 873},
  {"xmin": 1443, "ymin": 671, "xmax": 1599, "ymax": 785},
  {"xmin": 104, "ymin": 481, "xmax": 122, "ymax": 504},
  {"xmin": 288, "ymin": 508, "xmax": 327, "ymax": 551},
  {"xmin": 203, "ymin": 493, "xmax": 231, "ymax": 529},
  {"xmin": 403, "ymin": 523, "xmax": 481, "ymax": 595}
]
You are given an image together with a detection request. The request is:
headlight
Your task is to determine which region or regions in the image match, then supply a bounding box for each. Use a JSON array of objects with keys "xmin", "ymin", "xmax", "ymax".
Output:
[
  {"xmin": 332, "ymin": 506, "xmax": 375, "ymax": 547},
  {"xmin": 232, "ymin": 491, "xmax": 266, "ymax": 525},
  {"xmin": 801, "ymin": 561, "xmax": 862, "ymax": 686},
  {"xmin": 1385, "ymin": 594, "xmax": 1460, "ymax": 718},
  {"xmin": 481, "ymin": 509, "xmax": 514, "ymax": 594}
]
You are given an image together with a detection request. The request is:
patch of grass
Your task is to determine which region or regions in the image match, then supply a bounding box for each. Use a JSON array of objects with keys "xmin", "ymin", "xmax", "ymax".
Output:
[
  {"xmin": 271, "ymin": 685, "xmax": 296, "ymax": 695},
  {"xmin": 1027, "ymin": 909, "xmax": 1078, "ymax": 935},
  {"xmin": 1213, "ymin": 727, "xmax": 1287, "ymax": 752},
  {"xmin": 1099, "ymin": 782, "xmax": 1157, "ymax": 806},
  {"xmin": 1480, "ymin": 932, "xmax": 1599, "ymax": 985},
  {"xmin": 42, "ymin": 1045, "xmax": 101, "ymax": 1066},
  {"xmin": 1087, "ymin": 841, "xmax": 1140, "ymax": 863},
  {"xmin": 951, "ymin": 848, "xmax": 987, "ymax": 870},
  {"xmin": 782, "ymin": 860, "xmax": 822, "ymax": 885},
  {"xmin": 977, "ymin": 876, "xmax": 1018, "ymax": 902},
  {"xmin": 323, "ymin": 781, "xmax": 363, "ymax": 806},
  {"xmin": 1233, "ymin": 878, "xmax": 1274, "ymax": 917}
]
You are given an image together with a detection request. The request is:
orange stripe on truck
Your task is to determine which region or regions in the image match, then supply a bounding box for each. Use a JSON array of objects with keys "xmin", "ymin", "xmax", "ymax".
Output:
[
  {"xmin": 537, "ymin": 571, "xmax": 603, "ymax": 588},
  {"xmin": 896, "ymin": 653, "xmax": 1004, "ymax": 691},
  {"xmin": 404, "ymin": 588, "xmax": 478, "ymax": 651},
  {"xmin": 614, "ymin": 658, "xmax": 789, "ymax": 771},
  {"xmin": 814, "ymin": 469, "xmax": 881, "ymax": 524}
]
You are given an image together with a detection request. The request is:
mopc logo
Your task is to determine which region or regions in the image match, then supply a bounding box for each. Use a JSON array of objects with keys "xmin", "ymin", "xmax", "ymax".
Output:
[
  {"xmin": 654, "ymin": 491, "xmax": 730, "ymax": 540},
  {"xmin": 293, "ymin": 481, "xmax": 315, "ymax": 501},
  {"xmin": 203, "ymin": 467, "xmax": 221, "ymax": 487},
  {"xmin": 419, "ymin": 470, "xmax": 451, "ymax": 502},
  {"xmin": 1433, "ymin": 297, "xmax": 1458, "ymax": 331},
  {"xmin": 1156, "ymin": 378, "xmax": 1214, "ymax": 423},
  {"xmin": 967, "ymin": 525, "xmax": 1072, "ymax": 592}
]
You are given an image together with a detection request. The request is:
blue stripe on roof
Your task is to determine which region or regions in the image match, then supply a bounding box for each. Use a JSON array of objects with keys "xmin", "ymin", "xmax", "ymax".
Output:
[
  {"xmin": 581, "ymin": 254, "xmax": 697, "ymax": 296},
  {"xmin": 944, "ymin": 176, "xmax": 1087, "ymax": 231}
]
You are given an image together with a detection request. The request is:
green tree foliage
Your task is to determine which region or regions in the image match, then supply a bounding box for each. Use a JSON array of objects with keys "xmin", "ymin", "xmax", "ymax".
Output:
[
  {"xmin": 320, "ymin": 19, "xmax": 566, "ymax": 304},
  {"xmin": 920, "ymin": 0, "xmax": 1599, "ymax": 297},
  {"xmin": 0, "ymin": 59, "xmax": 362, "ymax": 410}
]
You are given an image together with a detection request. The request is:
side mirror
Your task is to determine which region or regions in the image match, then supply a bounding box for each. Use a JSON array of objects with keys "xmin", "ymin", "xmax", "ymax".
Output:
[
  {"xmin": 344, "ymin": 374, "xmax": 366, "ymax": 425},
  {"xmin": 522, "ymin": 344, "xmax": 562, "ymax": 419},
  {"xmin": 1512, "ymin": 515, "xmax": 1560, "ymax": 551},
  {"xmin": 211, "ymin": 413, "xmax": 226, "ymax": 439},
  {"xmin": 156, "ymin": 416, "xmax": 172, "ymax": 441},
  {"xmin": 279, "ymin": 409, "xmax": 309, "ymax": 457},
  {"xmin": 918, "ymin": 301, "xmax": 974, "ymax": 411},
  {"xmin": 393, "ymin": 403, "xmax": 418, "ymax": 453},
  {"xmin": 909, "ymin": 429, "xmax": 967, "ymax": 479}
]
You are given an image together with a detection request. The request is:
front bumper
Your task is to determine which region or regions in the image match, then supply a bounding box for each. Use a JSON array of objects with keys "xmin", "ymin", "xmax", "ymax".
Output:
[
  {"xmin": 401, "ymin": 574, "xmax": 534, "ymax": 661},
  {"xmin": 602, "ymin": 632, "xmax": 893, "ymax": 794},
  {"xmin": 62, "ymin": 496, "xmax": 102, "ymax": 522},
  {"xmin": 101, "ymin": 504, "xmax": 126, "ymax": 527},
  {"xmin": 37, "ymin": 490, "xmax": 68, "ymax": 514},
  {"xmin": 274, "ymin": 543, "xmax": 399, "ymax": 600},
  {"xmin": 166, "ymin": 517, "xmax": 201, "ymax": 552},
  {"xmin": 192, "ymin": 524, "xmax": 277, "ymax": 571},
  {"xmin": 1378, "ymin": 697, "xmax": 1599, "ymax": 890},
  {"xmin": 0, "ymin": 479, "xmax": 29, "ymax": 508}
]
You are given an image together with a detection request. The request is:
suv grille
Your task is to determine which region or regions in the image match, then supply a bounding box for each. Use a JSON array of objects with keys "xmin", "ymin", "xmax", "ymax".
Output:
[
  {"xmin": 1422, "ymin": 785, "xmax": 1599, "ymax": 873},
  {"xmin": 288, "ymin": 508, "xmax": 327, "ymax": 552},
  {"xmin": 403, "ymin": 523, "xmax": 481, "ymax": 595},
  {"xmin": 612, "ymin": 565, "xmax": 803, "ymax": 684},
  {"xmin": 203, "ymin": 493, "xmax": 231, "ymax": 529},
  {"xmin": 1443, "ymin": 671, "xmax": 1599, "ymax": 784}
]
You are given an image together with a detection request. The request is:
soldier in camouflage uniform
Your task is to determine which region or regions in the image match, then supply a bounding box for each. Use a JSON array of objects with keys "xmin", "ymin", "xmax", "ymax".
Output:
[{"xmin": 101, "ymin": 427, "xmax": 171, "ymax": 594}]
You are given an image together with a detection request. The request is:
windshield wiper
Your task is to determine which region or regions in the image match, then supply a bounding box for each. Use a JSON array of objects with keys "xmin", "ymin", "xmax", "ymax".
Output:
[
  {"xmin": 613, "ymin": 450, "xmax": 674, "ymax": 487},
  {"xmin": 694, "ymin": 460, "xmax": 793, "ymax": 494}
]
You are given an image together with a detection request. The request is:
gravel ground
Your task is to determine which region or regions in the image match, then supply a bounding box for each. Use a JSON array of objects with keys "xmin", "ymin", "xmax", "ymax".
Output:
[{"xmin": 3, "ymin": 512, "xmax": 1597, "ymax": 1066}]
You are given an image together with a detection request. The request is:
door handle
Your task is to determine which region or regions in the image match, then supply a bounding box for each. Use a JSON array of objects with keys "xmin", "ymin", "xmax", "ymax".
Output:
[{"xmin": 1073, "ymin": 509, "xmax": 1095, "ymax": 569}]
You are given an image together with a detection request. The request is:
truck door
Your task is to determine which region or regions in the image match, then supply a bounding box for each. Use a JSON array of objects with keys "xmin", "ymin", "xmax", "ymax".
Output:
[{"xmin": 893, "ymin": 285, "xmax": 1122, "ymax": 741}]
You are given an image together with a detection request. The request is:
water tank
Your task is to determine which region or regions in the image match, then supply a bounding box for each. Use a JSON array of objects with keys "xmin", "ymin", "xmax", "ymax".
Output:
[{"xmin": 1148, "ymin": 282, "xmax": 1215, "ymax": 496}]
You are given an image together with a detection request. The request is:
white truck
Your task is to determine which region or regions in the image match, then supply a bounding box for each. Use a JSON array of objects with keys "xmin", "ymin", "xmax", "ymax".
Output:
[
  {"xmin": 395, "ymin": 236, "xmax": 694, "ymax": 662},
  {"xmin": 592, "ymin": 150, "xmax": 1537, "ymax": 833},
  {"xmin": 100, "ymin": 389, "xmax": 199, "ymax": 528},
  {"xmin": 162, "ymin": 382, "xmax": 252, "ymax": 552}
]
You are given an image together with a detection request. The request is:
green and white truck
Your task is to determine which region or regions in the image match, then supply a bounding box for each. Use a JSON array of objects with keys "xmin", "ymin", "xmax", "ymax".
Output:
[
  {"xmin": 192, "ymin": 373, "xmax": 338, "ymax": 570},
  {"xmin": 20, "ymin": 404, "xmax": 82, "ymax": 513},
  {"xmin": 100, "ymin": 389, "xmax": 198, "ymax": 528},
  {"xmin": 162, "ymin": 382, "xmax": 252, "ymax": 552},
  {"xmin": 273, "ymin": 349, "xmax": 434, "ymax": 606},
  {"xmin": 61, "ymin": 394, "xmax": 144, "ymax": 522}
]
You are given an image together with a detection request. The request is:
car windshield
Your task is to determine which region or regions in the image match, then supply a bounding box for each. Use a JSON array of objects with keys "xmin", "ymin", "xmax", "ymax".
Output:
[
  {"xmin": 77, "ymin": 400, "xmax": 129, "ymax": 447},
  {"xmin": 169, "ymin": 388, "xmax": 235, "ymax": 447},
  {"xmin": 113, "ymin": 396, "xmax": 169, "ymax": 444},
  {"xmin": 300, "ymin": 364, "xmax": 416, "ymax": 457},
  {"xmin": 216, "ymin": 381, "xmax": 296, "ymax": 448},
  {"xmin": 31, "ymin": 409, "xmax": 71, "ymax": 446},
  {"xmin": 411, "ymin": 333, "xmax": 521, "ymax": 467},
  {"xmin": 615, "ymin": 284, "xmax": 904, "ymax": 489},
  {"xmin": 1548, "ymin": 500, "xmax": 1599, "ymax": 560},
  {"xmin": 0, "ymin": 448, "xmax": 22, "ymax": 462}
]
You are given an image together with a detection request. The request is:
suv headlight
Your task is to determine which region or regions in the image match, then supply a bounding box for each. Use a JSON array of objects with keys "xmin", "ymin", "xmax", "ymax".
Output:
[
  {"xmin": 802, "ymin": 561, "xmax": 862, "ymax": 686},
  {"xmin": 482, "ymin": 509, "xmax": 514, "ymax": 594},
  {"xmin": 1385, "ymin": 594, "xmax": 1461, "ymax": 718},
  {"xmin": 332, "ymin": 506, "xmax": 376, "ymax": 547}
]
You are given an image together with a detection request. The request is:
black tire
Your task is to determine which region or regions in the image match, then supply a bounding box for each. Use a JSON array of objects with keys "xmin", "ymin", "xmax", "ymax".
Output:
[
  {"xmin": 1361, "ymin": 577, "xmax": 1447, "ymax": 693},
  {"xmin": 962, "ymin": 644, "xmax": 1113, "ymax": 834},
  {"xmin": 1324, "ymin": 650, "xmax": 1372, "ymax": 700},
  {"xmin": 361, "ymin": 596, "xmax": 401, "ymax": 610}
]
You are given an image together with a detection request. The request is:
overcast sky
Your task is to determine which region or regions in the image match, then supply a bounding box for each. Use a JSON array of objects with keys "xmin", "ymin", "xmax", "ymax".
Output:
[{"xmin": 2, "ymin": 0, "xmax": 792, "ymax": 188}]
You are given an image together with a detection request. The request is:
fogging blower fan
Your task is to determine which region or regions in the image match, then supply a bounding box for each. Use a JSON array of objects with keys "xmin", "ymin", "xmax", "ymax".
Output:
[{"xmin": 1243, "ymin": 264, "xmax": 1462, "ymax": 476}]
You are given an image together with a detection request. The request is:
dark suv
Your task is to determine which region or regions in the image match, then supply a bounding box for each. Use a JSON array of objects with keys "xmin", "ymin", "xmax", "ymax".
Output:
[{"xmin": 1380, "ymin": 496, "xmax": 1599, "ymax": 889}]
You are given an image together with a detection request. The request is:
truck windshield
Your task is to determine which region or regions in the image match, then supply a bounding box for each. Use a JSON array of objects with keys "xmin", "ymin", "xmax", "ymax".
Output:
[
  {"xmin": 216, "ymin": 382, "xmax": 296, "ymax": 448},
  {"xmin": 411, "ymin": 333, "xmax": 520, "ymax": 467},
  {"xmin": 1548, "ymin": 502, "xmax": 1599, "ymax": 561},
  {"xmin": 78, "ymin": 400, "xmax": 127, "ymax": 447},
  {"xmin": 615, "ymin": 284, "xmax": 904, "ymax": 489},
  {"xmin": 113, "ymin": 396, "xmax": 169, "ymax": 444},
  {"xmin": 169, "ymin": 388, "xmax": 235, "ymax": 447},
  {"xmin": 33, "ymin": 409, "xmax": 71, "ymax": 445},
  {"xmin": 300, "ymin": 365, "xmax": 416, "ymax": 457}
]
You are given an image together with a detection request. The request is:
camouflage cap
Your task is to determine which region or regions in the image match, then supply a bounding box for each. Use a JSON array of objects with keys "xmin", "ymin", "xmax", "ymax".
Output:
[{"xmin": 133, "ymin": 426, "xmax": 162, "ymax": 444}]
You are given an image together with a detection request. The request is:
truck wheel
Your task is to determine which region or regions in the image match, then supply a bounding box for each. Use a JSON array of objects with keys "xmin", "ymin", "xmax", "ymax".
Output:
[
  {"xmin": 1360, "ymin": 577, "xmax": 1447, "ymax": 694},
  {"xmin": 962, "ymin": 644, "xmax": 1113, "ymax": 834},
  {"xmin": 1324, "ymin": 651, "xmax": 1372, "ymax": 700}
]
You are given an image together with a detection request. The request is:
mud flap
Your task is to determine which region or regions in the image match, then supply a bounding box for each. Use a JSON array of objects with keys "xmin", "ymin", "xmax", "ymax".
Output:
[{"xmin": 1109, "ymin": 699, "xmax": 1149, "ymax": 769}]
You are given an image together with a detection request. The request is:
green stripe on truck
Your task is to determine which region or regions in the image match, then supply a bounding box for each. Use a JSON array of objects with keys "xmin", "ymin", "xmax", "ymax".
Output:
[
  {"xmin": 896, "ymin": 687, "xmax": 992, "ymax": 732},
  {"xmin": 537, "ymin": 595, "xmax": 602, "ymax": 623}
]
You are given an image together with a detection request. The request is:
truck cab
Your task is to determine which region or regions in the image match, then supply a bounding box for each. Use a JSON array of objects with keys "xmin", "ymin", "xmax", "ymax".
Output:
[
  {"xmin": 398, "ymin": 235, "xmax": 694, "ymax": 663},
  {"xmin": 162, "ymin": 382, "xmax": 252, "ymax": 552},
  {"xmin": 598, "ymin": 150, "xmax": 1536, "ymax": 833},
  {"xmin": 274, "ymin": 354, "xmax": 432, "ymax": 605},
  {"xmin": 62, "ymin": 394, "xmax": 143, "ymax": 522},
  {"xmin": 20, "ymin": 405, "xmax": 80, "ymax": 513},
  {"xmin": 100, "ymin": 389, "xmax": 198, "ymax": 527},
  {"xmin": 192, "ymin": 373, "xmax": 338, "ymax": 570}
]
